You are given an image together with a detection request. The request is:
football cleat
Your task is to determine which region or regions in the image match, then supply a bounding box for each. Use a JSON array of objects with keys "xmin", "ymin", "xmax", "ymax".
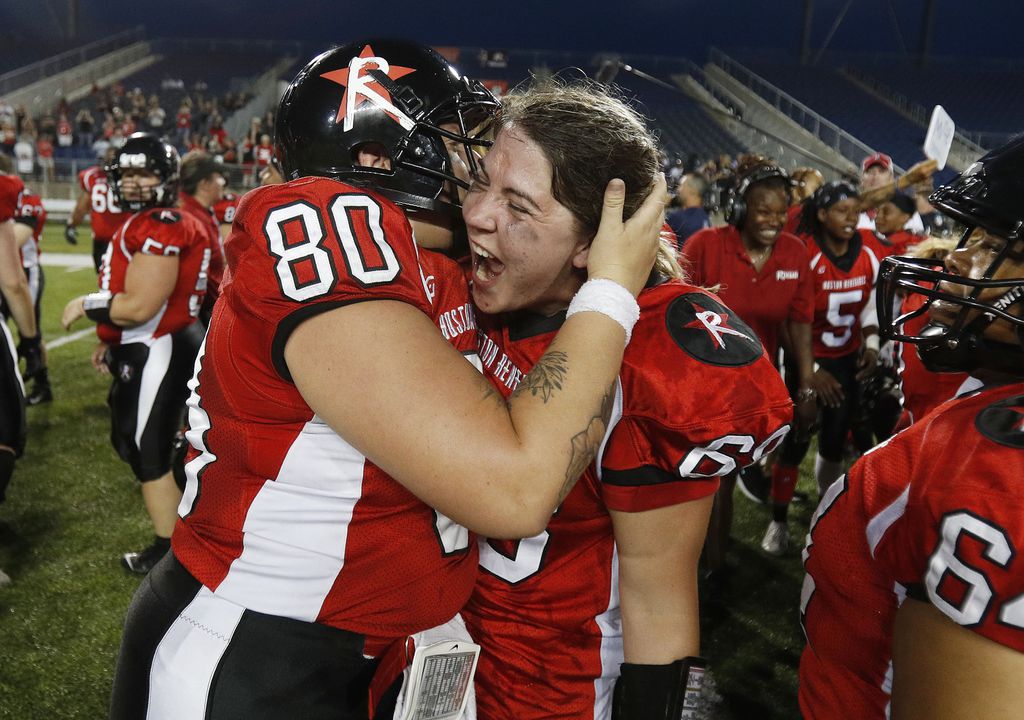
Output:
[{"xmin": 760, "ymin": 521, "xmax": 791, "ymax": 556}]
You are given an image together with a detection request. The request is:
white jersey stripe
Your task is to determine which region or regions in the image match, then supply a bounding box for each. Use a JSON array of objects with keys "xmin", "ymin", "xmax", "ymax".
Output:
[
  {"xmin": 134, "ymin": 333, "xmax": 172, "ymax": 449},
  {"xmin": 148, "ymin": 587, "xmax": 245, "ymax": 719},
  {"xmin": 593, "ymin": 549, "xmax": 622, "ymax": 720},
  {"xmin": 866, "ymin": 485, "xmax": 911, "ymax": 558},
  {"xmin": 180, "ymin": 334, "xmax": 212, "ymax": 518},
  {"xmin": 215, "ymin": 416, "xmax": 366, "ymax": 621}
]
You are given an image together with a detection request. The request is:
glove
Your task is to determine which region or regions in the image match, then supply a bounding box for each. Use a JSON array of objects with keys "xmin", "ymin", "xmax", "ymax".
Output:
[
  {"xmin": 18, "ymin": 335, "xmax": 43, "ymax": 381},
  {"xmin": 64, "ymin": 223, "xmax": 78, "ymax": 245}
]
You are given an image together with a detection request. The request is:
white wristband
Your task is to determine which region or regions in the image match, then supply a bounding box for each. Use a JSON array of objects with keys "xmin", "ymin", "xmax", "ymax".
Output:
[
  {"xmin": 865, "ymin": 334, "xmax": 880, "ymax": 353},
  {"xmin": 566, "ymin": 278, "xmax": 640, "ymax": 345}
]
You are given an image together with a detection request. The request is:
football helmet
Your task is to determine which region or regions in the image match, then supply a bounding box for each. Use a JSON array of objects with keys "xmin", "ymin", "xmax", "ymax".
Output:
[
  {"xmin": 106, "ymin": 133, "xmax": 180, "ymax": 211},
  {"xmin": 878, "ymin": 135, "xmax": 1024, "ymax": 375},
  {"xmin": 275, "ymin": 39, "xmax": 498, "ymax": 218}
]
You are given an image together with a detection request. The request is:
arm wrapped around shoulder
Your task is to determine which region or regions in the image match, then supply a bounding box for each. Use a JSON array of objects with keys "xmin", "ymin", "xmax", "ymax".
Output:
[{"xmin": 611, "ymin": 656, "xmax": 707, "ymax": 720}]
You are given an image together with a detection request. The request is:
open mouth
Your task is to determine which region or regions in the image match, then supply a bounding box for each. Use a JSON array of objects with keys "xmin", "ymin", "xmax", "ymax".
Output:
[{"xmin": 470, "ymin": 242, "xmax": 505, "ymax": 285}]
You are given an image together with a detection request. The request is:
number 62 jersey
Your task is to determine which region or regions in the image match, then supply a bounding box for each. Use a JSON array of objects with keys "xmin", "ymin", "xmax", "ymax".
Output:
[
  {"xmin": 799, "ymin": 381, "xmax": 1024, "ymax": 719},
  {"xmin": 172, "ymin": 177, "xmax": 479, "ymax": 656}
]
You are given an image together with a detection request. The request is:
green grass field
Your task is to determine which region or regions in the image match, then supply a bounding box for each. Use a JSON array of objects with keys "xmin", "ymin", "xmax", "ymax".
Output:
[{"xmin": 0, "ymin": 223, "xmax": 820, "ymax": 718}]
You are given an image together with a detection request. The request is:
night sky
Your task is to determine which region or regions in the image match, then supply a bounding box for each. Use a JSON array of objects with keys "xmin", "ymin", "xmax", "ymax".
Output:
[{"xmin": 7, "ymin": 0, "xmax": 1024, "ymax": 61}]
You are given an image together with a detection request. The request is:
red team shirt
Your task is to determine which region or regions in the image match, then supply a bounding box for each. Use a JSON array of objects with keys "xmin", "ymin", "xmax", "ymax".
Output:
[
  {"xmin": 179, "ymin": 192, "xmax": 225, "ymax": 305},
  {"xmin": 213, "ymin": 191, "xmax": 240, "ymax": 225},
  {"xmin": 95, "ymin": 208, "xmax": 210, "ymax": 345},
  {"xmin": 807, "ymin": 230, "xmax": 881, "ymax": 358},
  {"xmin": 172, "ymin": 177, "xmax": 480, "ymax": 655},
  {"xmin": 78, "ymin": 166, "xmax": 126, "ymax": 242},
  {"xmin": 15, "ymin": 190, "xmax": 46, "ymax": 269},
  {"xmin": 683, "ymin": 225, "xmax": 814, "ymax": 358},
  {"xmin": 799, "ymin": 381, "xmax": 1024, "ymax": 718},
  {"xmin": 463, "ymin": 281, "xmax": 793, "ymax": 720}
]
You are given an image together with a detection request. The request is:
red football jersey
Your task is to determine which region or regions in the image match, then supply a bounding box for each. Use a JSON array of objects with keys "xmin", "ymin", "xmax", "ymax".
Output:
[
  {"xmin": 0, "ymin": 174, "xmax": 24, "ymax": 222},
  {"xmin": 807, "ymin": 230, "xmax": 881, "ymax": 358},
  {"xmin": 78, "ymin": 166, "xmax": 126, "ymax": 242},
  {"xmin": 683, "ymin": 224, "xmax": 813, "ymax": 358},
  {"xmin": 15, "ymin": 190, "xmax": 46, "ymax": 269},
  {"xmin": 95, "ymin": 207, "xmax": 210, "ymax": 345},
  {"xmin": 799, "ymin": 382, "xmax": 1024, "ymax": 719},
  {"xmin": 172, "ymin": 177, "xmax": 479, "ymax": 655},
  {"xmin": 179, "ymin": 192, "xmax": 224, "ymax": 305},
  {"xmin": 895, "ymin": 291, "xmax": 968, "ymax": 423},
  {"xmin": 464, "ymin": 281, "xmax": 793, "ymax": 720},
  {"xmin": 213, "ymin": 191, "xmax": 239, "ymax": 225}
]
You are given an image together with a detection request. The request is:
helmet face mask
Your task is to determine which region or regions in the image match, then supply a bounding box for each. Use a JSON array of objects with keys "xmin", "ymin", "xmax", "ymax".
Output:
[
  {"xmin": 275, "ymin": 40, "xmax": 498, "ymax": 218},
  {"xmin": 106, "ymin": 133, "xmax": 180, "ymax": 212},
  {"xmin": 878, "ymin": 135, "xmax": 1024, "ymax": 376}
]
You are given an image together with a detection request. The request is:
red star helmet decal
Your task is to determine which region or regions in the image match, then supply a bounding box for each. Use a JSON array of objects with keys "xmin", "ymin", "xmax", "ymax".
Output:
[
  {"xmin": 684, "ymin": 310, "xmax": 752, "ymax": 350},
  {"xmin": 320, "ymin": 44, "xmax": 417, "ymax": 132}
]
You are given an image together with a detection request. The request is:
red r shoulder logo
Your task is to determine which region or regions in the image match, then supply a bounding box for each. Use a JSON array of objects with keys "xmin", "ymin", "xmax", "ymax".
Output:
[{"xmin": 321, "ymin": 44, "xmax": 417, "ymax": 132}]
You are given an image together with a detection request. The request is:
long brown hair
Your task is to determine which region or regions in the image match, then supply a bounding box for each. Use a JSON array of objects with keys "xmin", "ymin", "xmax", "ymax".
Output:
[{"xmin": 495, "ymin": 79, "xmax": 682, "ymax": 279}]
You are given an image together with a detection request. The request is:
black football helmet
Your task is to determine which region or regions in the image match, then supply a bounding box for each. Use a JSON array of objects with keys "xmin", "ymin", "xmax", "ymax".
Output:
[
  {"xmin": 106, "ymin": 133, "xmax": 180, "ymax": 211},
  {"xmin": 877, "ymin": 134, "xmax": 1024, "ymax": 375},
  {"xmin": 275, "ymin": 39, "xmax": 498, "ymax": 217}
]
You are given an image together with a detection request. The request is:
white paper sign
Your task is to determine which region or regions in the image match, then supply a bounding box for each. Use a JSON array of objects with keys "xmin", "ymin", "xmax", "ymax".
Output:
[{"xmin": 923, "ymin": 105, "xmax": 955, "ymax": 171}]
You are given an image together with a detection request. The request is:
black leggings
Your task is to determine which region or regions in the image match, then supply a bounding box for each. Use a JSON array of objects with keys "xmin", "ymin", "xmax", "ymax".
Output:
[{"xmin": 777, "ymin": 351, "xmax": 863, "ymax": 466}]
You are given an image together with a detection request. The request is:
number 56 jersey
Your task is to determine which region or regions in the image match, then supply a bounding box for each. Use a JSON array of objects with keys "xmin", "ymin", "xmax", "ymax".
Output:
[
  {"xmin": 799, "ymin": 381, "xmax": 1024, "ymax": 719},
  {"xmin": 172, "ymin": 177, "xmax": 479, "ymax": 655}
]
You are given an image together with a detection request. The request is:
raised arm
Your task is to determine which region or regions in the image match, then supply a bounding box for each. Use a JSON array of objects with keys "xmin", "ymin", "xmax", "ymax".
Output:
[{"xmin": 286, "ymin": 177, "xmax": 665, "ymax": 539}]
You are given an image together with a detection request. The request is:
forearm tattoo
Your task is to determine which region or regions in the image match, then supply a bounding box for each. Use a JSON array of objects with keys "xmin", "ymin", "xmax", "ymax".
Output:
[
  {"xmin": 559, "ymin": 382, "xmax": 616, "ymax": 502},
  {"xmin": 512, "ymin": 351, "xmax": 568, "ymax": 404}
]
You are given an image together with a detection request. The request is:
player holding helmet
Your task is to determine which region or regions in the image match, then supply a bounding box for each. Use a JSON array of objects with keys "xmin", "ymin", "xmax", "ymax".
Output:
[
  {"xmin": 108, "ymin": 40, "xmax": 664, "ymax": 720},
  {"xmin": 799, "ymin": 135, "xmax": 1024, "ymax": 719}
]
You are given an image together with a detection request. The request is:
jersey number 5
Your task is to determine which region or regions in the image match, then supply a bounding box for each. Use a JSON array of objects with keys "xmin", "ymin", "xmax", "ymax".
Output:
[{"xmin": 263, "ymin": 195, "xmax": 400, "ymax": 301}]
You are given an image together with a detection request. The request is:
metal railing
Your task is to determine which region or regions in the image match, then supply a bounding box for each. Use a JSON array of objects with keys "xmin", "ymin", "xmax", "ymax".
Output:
[
  {"xmin": 840, "ymin": 65, "xmax": 987, "ymax": 156},
  {"xmin": 708, "ymin": 47, "xmax": 885, "ymax": 171},
  {"xmin": 0, "ymin": 27, "xmax": 146, "ymax": 96}
]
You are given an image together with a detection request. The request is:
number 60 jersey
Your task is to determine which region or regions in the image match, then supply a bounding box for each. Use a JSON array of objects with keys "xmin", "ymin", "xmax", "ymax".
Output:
[
  {"xmin": 799, "ymin": 381, "xmax": 1024, "ymax": 719},
  {"xmin": 172, "ymin": 177, "xmax": 479, "ymax": 656}
]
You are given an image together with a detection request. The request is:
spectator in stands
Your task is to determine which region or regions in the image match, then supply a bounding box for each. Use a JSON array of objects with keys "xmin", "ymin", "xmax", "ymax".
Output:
[
  {"xmin": 35, "ymin": 136, "xmax": 54, "ymax": 183},
  {"xmin": 13, "ymin": 135, "xmax": 33, "ymax": 177},
  {"xmin": 684, "ymin": 161, "xmax": 815, "ymax": 559},
  {"xmin": 220, "ymin": 138, "xmax": 237, "ymax": 165},
  {"xmin": 76, "ymin": 108, "xmax": 95, "ymax": 148},
  {"xmin": 1, "ymin": 123, "xmax": 16, "ymax": 156},
  {"xmin": 208, "ymin": 114, "xmax": 227, "ymax": 146},
  {"xmin": 147, "ymin": 97, "xmax": 166, "ymax": 133},
  {"xmin": 175, "ymin": 101, "xmax": 192, "ymax": 147},
  {"xmin": 665, "ymin": 173, "xmax": 709, "ymax": 249},
  {"xmin": 874, "ymin": 191, "xmax": 925, "ymax": 255},
  {"xmin": 252, "ymin": 133, "xmax": 274, "ymax": 184},
  {"xmin": 0, "ymin": 99, "xmax": 13, "ymax": 127},
  {"xmin": 56, "ymin": 113, "xmax": 73, "ymax": 149},
  {"xmin": 38, "ymin": 112, "xmax": 55, "ymax": 140}
]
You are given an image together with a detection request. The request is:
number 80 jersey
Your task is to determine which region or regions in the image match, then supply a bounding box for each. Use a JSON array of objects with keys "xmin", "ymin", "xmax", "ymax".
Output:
[
  {"xmin": 172, "ymin": 177, "xmax": 479, "ymax": 655},
  {"xmin": 798, "ymin": 382, "xmax": 1024, "ymax": 719}
]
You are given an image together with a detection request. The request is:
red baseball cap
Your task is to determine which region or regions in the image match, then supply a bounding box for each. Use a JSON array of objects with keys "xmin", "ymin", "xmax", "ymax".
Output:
[{"xmin": 862, "ymin": 152, "xmax": 893, "ymax": 172}]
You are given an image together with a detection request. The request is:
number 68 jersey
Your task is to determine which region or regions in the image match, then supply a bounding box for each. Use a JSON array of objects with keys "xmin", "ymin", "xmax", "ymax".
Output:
[
  {"xmin": 172, "ymin": 177, "xmax": 479, "ymax": 656},
  {"xmin": 799, "ymin": 381, "xmax": 1024, "ymax": 719}
]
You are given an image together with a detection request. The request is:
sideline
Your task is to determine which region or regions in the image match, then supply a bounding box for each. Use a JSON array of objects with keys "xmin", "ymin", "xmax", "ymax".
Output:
[{"xmin": 46, "ymin": 328, "xmax": 94, "ymax": 350}]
